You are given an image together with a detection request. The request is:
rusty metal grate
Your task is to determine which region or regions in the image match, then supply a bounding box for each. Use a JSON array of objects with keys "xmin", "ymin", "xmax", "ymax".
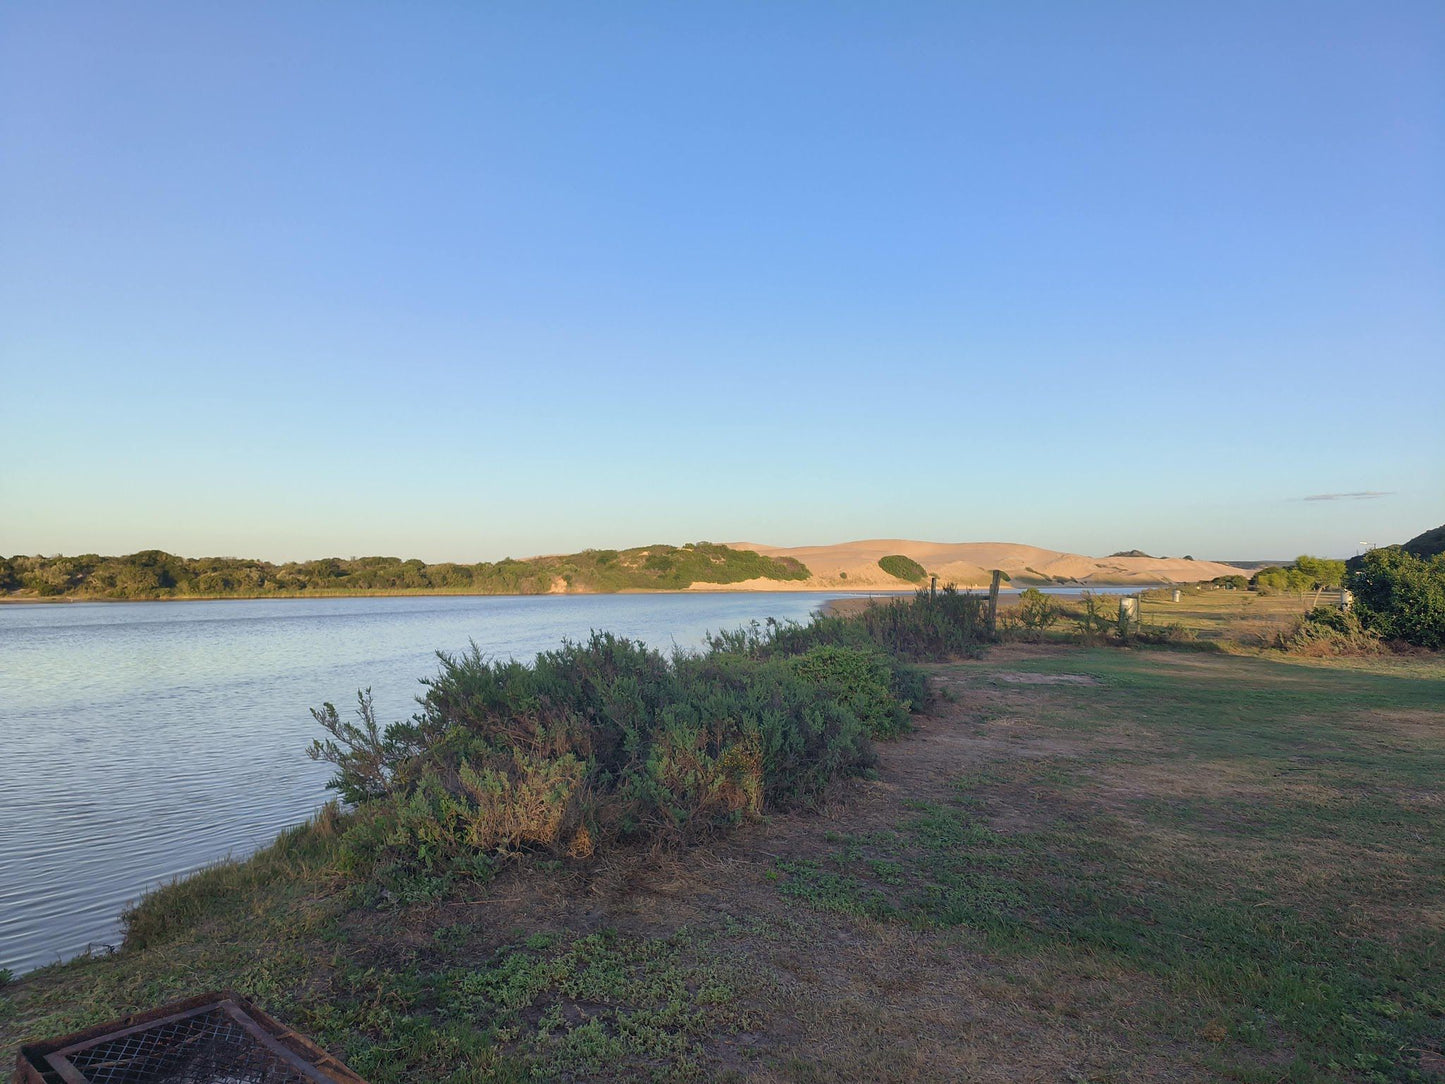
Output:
[{"xmin": 30, "ymin": 1000, "xmax": 344, "ymax": 1084}]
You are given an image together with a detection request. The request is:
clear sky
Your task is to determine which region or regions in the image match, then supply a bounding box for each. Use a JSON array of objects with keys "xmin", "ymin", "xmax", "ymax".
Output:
[{"xmin": 2, "ymin": 1, "xmax": 1440, "ymax": 563}]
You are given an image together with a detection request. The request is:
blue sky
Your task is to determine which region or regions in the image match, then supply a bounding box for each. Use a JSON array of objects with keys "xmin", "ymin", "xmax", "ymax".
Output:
[{"xmin": 2, "ymin": 1, "xmax": 1440, "ymax": 562}]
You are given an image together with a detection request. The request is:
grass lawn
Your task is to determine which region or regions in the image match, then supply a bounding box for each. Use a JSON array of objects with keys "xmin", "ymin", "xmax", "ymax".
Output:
[
  {"xmin": 3, "ymin": 647, "xmax": 1441, "ymax": 1082},
  {"xmin": 1134, "ymin": 587, "xmax": 1330, "ymax": 646}
]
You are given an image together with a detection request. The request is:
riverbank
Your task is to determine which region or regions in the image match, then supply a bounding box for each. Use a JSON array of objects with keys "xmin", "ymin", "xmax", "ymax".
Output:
[
  {"xmin": 0, "ymin": 592, "xmax": 851, "ymax": 974},
  {"xmin": 0, "ymin": 540, "xmax": 1253, "ymax": 603},
  {"xmin": 5, "ymin": 645, "xmax": 1440, "ymax": 1081}
]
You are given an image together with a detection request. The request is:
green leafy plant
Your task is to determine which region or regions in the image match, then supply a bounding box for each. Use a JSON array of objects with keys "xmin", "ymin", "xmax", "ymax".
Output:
[
  {"xmin": 1073, "ymin": 591, "xmax": 1115, "ymax": 640},
  {"xmin": 788, "ymin": 646, "xmax": 913, "ymax": 739},
  {"xmin": 1016, "ymin": 588, "xmax": 1058, "ymax": 632},
  {"xmin": 1347, "ymin": 548, "xmax": 1445, "ymax": 649},
  {"xmin": 313, "ymin": 633, "xmax": 886, "ymax": 880}
]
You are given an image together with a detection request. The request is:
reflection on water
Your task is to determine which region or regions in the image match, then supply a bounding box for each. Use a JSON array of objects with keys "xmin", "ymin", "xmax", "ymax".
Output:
[{"xmin": 0, "ymin": 592, "xmax": 841, "ymax": 974}]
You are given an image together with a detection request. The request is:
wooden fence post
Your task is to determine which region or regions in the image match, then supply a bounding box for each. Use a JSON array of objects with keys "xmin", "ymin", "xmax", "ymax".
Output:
[{"xmin": 988, "ymin": 570, "xmax": 1001, "ymax": 638}]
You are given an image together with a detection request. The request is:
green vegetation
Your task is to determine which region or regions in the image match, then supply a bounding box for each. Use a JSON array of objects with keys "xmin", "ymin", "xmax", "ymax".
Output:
[
  {"xmin": 1003, "ymin": 587, "xmax": 1059, "ymax": 640},
  {"xmin": 296, "ymin": 590, "xmax": 989, "ymax": 901},
  {"xmin": 1252, "ymin": 555, "xmax": 1346, "ymax": 596},
  {"xmin": 308, "ymin": 632, "xmax": 915, "ymax": 887},
  {"xmin": 876, "ymin": 554, "xmax": 927, "ymax": 584},
  {"xmin": 1346, "ymin": 546, "xmax": 1445, "ymax": 649},
  {"xmin": 0, "ymin": 543, "xmax": 810, "ymax": 601},
  {"xmin": 713, "ymin": 587, "xmax": 989, "ymax": 663},
  {"xmin": 6, "ymin": 643, "xmax": 1440, "ymax": 1081}
]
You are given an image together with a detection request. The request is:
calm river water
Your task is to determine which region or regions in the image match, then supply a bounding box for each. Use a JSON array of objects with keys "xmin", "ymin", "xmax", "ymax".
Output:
[{"xmin": 0, "ymin": 592, "xmax": 850, "ymax": 975}]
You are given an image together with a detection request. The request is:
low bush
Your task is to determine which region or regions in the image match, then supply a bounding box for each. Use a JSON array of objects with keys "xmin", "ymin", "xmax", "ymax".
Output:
[
  {"xmin": 1275, "ymin": 607, "xmax": 1382, "ymax": 656},
  {"xmin": 807, "ymin": 587, "xmax": 987, "ymax": 661},
  {"xmin": 1071, "ymin": 591, "xmax": 1116, "ymax": 642},
  {"xmin": 1347, "ymin": 548, "xmax": 1445, "ymax": 649},
  {"xmin": 309, "ymin": 633, "xmax": 885, "ymax": 882},
  {"xmin": 787, "ymin": 645, "xmax": 912, "ymax": 739},
  {"xmin": 1017, "ymin": 587, "xmax": 1058, "ymax": 636},
  {"xmin": 304, "ymin": 592, "xmax": 987, "ymax": 886},
  {"xmin": 708, "ymin": 589, "xmax": 986, "ymax": 666}
]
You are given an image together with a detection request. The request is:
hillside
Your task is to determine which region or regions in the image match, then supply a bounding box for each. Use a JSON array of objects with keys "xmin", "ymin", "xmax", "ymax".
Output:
[
  {"xmin": 696, "ymin": 540, "xmax": 1249, "ymax": 590},
  {"xmin": 1403, "ymin": 523, "xmax": 1445, "ymax": 560}
]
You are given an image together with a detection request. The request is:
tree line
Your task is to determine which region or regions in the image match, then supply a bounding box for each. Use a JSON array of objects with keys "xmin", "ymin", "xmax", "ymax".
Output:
[{"xmin": 0, "ymin": 544, "xmax": 811, "ymax": 600}]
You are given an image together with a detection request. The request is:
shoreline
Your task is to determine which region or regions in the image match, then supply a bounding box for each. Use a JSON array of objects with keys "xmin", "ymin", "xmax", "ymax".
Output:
[
  {"xmin": 0, "ymin": 582, "xmax": 1182, "ymax": 606},
  {"xmin": 0, "ymin": 587, "xmax": 876, "ymax": 605}
]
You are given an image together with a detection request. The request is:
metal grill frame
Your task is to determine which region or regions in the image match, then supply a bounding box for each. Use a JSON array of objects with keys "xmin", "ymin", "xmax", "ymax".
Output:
[{"xmin": 13, "ymin": 993, "xmax": 367, "ymax": 1084}]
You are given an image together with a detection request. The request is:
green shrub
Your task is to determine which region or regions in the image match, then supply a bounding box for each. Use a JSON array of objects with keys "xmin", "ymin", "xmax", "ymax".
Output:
[
  {"xmin": 1347, "ymin": 548, "xmax": 1445, "ymax": 649},
  {"xmin": 788, "ymin": 646, "xmax": 912, "ymax": 739},
  {"xmin": 1017, "ymin": 588, "xmax": 1058, "ymax": 631},
  {"xmin": 310, "ymin": 633, "xmax": 881, "ymax": 880},
  {"xmin": 1072, "ymin": 591, "xmax": 1115, "ymax": 640},
  {"xmin": 707, "ymin": 590, "xmax": 984, "ymax": 665},
  {"xmin": 1275, "ymin": 607, "xmax": 1381, "ymax": 656},
  {"xmin": 303, "ymin": 591, "xmax": 989, "ymax": 885},
  {"xmin": 814, "ymin": 588, "xmax": 987, "ymax": 661},
  {"xmin": 878, "ymin": 555, "xmax": 927, "ymax": 584},
  {"xmin": 0, "ymin": 542, "xmax": 812, "ymax": 599}
]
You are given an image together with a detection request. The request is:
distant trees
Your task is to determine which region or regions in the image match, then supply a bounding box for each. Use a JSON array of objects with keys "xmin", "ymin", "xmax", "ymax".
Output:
[
  {"xmin": 0, "ymin": 544, "xmax": 814, "ymax": 601},
  {"xmin": 1249, "ymin": 556, "xmax": 1349, "ymax": 611},
  {"xmin": 1294, "ymin": 555, "xmax": 1346, "ymax": 590}
]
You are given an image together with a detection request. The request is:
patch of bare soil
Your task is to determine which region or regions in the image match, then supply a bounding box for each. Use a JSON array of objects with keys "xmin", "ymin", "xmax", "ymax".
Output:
[{"xmin": 991, "ymin": 671, "xmax": 1102, "ymax": 685}]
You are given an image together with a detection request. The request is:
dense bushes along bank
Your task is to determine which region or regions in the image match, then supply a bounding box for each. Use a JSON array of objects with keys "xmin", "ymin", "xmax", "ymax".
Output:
[
  {"xmin": 126, "ymin": 589, "xmax": 983, "ymax": 936},
  {"xmin": 1285, "ymin": 546, "xmax": 1445, "ymax": 652},
  {"xmin": 0, "ymin": 542, "xmax": 810, "ymax": 600}
]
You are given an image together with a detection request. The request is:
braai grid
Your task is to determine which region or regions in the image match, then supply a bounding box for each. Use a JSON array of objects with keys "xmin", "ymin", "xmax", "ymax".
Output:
[{"xmin": 39, "ymin": 1002, "xmax": 332, "ymax": 1084}]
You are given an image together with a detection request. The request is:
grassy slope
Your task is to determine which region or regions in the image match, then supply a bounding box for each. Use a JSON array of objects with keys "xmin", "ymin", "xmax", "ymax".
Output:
[{"xmin": 3, "ymin": 649, "xmax": 1442, "ymax": 1082}]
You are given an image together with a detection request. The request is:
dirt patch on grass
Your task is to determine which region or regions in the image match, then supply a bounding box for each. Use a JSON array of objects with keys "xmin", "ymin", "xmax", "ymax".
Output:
[{"xmin": 991, "ymin": 671, "xmax": 1103, "ymax": 686}]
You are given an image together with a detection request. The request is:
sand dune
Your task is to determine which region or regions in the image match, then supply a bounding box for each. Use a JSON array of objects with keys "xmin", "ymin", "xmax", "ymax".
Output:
[{"xmin": 686, "ymin": 540, "xmax": 1249, "ymax": 591}]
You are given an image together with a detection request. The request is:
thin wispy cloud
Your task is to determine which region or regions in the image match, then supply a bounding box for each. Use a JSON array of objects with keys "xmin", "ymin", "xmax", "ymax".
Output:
[{"xmin": 1301, "ymin": 491, "xmax": 1393, "ymax": 502}]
